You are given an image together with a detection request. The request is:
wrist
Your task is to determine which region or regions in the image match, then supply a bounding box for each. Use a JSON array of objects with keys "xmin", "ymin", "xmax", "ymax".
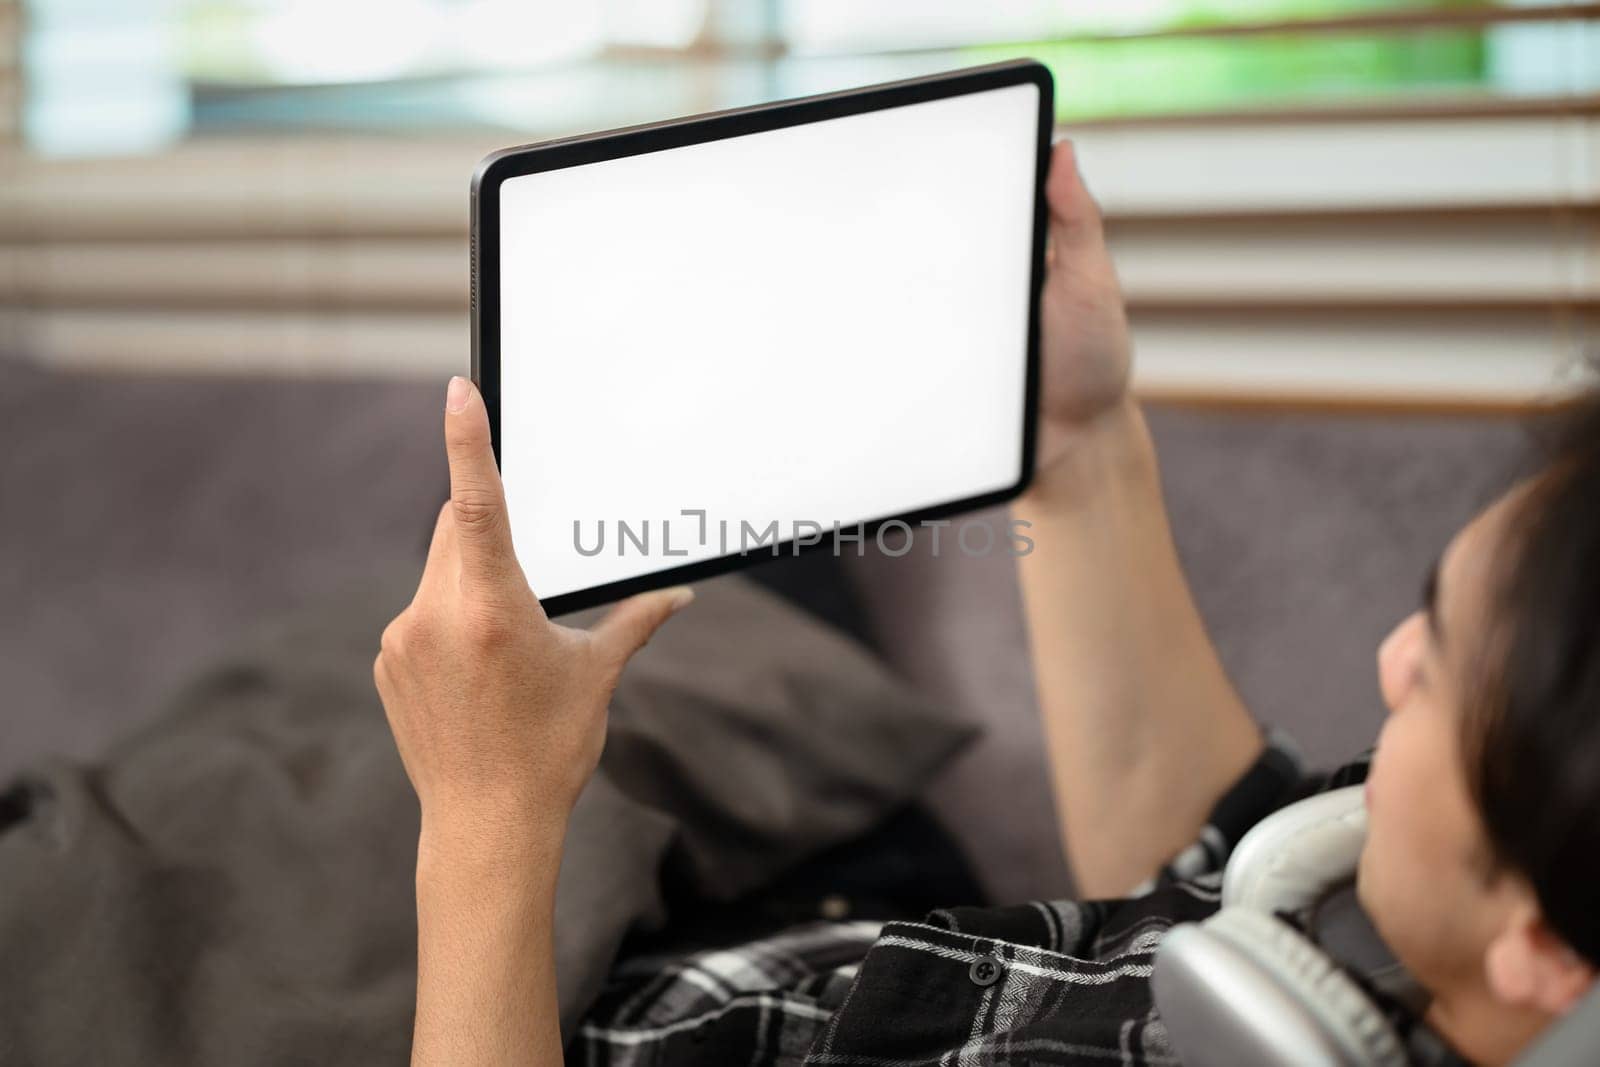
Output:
[
  {"xmin": 416, "ymin": 800, "xmax": 568, "ymax": 893},
  {"xmin": 1021, "ymin": 395, "xmax": 1155, "ymax": 513}
]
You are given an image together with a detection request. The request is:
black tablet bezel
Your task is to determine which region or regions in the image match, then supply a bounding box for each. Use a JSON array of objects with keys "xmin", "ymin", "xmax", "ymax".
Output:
[{"xmin": 471, "ymin": 57, "xmax": 1054, "ymax": 616}]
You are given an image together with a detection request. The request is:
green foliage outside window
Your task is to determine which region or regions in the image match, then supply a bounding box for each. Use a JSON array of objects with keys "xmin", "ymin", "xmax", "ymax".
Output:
[{"xmin": 965, "ymin": 30, "xmax": 1488, "ymax": 120}]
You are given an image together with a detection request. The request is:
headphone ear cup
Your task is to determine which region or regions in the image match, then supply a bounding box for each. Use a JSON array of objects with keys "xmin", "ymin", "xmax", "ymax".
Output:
[{"xmin": 1201, "ymin": 908, "xmax": 1411, "ymax": 1067}]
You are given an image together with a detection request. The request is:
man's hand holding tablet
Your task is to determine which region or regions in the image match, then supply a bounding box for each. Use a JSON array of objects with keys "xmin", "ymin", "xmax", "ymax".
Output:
[{"xmin": 373, "ymin": 374, "xmax": 695, "ymax": 1066}]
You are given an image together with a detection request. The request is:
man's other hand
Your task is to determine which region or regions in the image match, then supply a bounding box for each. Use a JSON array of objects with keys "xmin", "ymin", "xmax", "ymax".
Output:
[{"xmin": 1036, "ymin": 138, "xmax": 1134, "ymax": 471}]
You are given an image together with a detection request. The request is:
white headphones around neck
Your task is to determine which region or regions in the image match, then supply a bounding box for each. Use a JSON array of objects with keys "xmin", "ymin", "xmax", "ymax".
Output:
[{"xmin": 1152, "ymin": 785, "xmax": 1600, "ymax": 1067}]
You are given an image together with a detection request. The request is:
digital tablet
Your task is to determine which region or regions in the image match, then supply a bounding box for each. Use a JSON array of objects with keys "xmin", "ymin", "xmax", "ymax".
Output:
[{"xmin": 472, "ymin": 57, "xmax": 1054, "ymax": 615}]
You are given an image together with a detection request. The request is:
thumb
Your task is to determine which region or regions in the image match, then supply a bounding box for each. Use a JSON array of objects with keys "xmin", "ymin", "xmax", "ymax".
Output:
[
  {"xmin": 1045, "ymin": 138, "xmax": 1108, "ymax": 255},
  {"xmin": 443, "ymin": 375, "xmax": 514, "ymax": 583},
  {"xmin": 591, "ymin": 586, "xmax": 695, "ymax": 669}
]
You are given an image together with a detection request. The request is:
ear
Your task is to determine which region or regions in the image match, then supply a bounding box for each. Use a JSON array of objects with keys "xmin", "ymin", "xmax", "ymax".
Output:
[{"xmin": 1485, "ymin": 900, "xmax": 1596, "ymax": 1017}]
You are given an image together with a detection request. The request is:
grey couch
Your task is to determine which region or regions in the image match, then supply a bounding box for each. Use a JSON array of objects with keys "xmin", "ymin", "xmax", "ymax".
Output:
[{"xmin": 0, "ymin": 358, "xmax": 1529, "ymax": 902}]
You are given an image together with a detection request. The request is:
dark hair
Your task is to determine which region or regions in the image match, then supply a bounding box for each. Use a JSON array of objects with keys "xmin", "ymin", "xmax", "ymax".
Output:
[{"xmin": 1461, "ymin": 388, "xmax": 1600, "ymax": 967}]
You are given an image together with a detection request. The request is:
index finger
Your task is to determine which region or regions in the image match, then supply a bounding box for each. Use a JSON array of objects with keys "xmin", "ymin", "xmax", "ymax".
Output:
[{"xmin": 443, "ymin": 375, "xmax": 516, "ymax": 585}]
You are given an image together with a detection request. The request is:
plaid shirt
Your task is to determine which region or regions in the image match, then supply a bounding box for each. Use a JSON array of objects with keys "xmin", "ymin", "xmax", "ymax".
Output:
[{"xmin": 571, "ymin": 735, "xmax": 1461, "ymax": 1066}]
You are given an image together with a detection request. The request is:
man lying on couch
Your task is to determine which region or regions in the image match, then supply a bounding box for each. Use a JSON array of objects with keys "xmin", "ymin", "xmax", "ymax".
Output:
[{"xmin": 374, "ymin": 140, "xmax": 1598, "ymax": 1066}]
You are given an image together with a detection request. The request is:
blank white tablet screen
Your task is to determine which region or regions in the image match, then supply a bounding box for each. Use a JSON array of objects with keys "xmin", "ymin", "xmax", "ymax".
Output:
[{"xmin": 498, "ymin": 80, "xmax": 1041, "ymax": 602}]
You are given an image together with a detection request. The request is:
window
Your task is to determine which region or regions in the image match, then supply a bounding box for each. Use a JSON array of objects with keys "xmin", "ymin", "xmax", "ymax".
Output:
[{"xmin": 19, "ymin": 0, "xmax": 1600, "ymax": 155}]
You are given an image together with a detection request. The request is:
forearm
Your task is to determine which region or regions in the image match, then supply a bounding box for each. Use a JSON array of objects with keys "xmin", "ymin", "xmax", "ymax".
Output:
[
  {"xmin": 412, "ymin": 821, "xmax": 566, "ymax": 1066},
  {"xmin": 1012, "ymin": 397, "xmax": 1264, "ymax": 897}
]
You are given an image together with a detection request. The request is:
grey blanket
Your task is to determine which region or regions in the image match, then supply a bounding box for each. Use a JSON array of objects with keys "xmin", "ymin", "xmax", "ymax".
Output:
[{"xmin": 0, "ymin": 571, "xmax": 977, "ymax": 1065}]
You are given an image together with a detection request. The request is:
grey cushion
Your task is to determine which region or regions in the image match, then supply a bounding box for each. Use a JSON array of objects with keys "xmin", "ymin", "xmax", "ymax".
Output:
[{"xmin": 0, "ymin": 567, "xmax": 979, "ymax": 1063}]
